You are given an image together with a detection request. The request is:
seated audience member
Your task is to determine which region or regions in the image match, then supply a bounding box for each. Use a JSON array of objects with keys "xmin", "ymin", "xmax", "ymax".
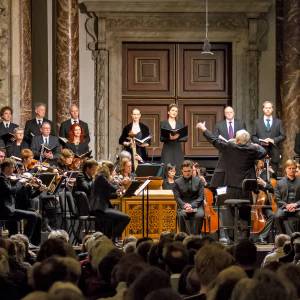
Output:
[
  {"xmin": 48, "ymin": 282, "xmax": 85, "ymax": 300},
  {"xmin": 178, "ymin": 265, "xmax": 201, "ymax": 297},
  {"xmin": 145, "ymin": 288, "xmax": 182, "ymax": 300},
  {"xmin": 188, "ymin": 244, "xmax": 235, "ymax": 300},
  {"xmin": 206, "ymin": 265, "xmax": 247, "ymax": 300},
  {"xmin": 75, "ymin": 159, "xmax": 98, "ymax": 198},
  {"xmin": 277, "ymin": 263, "xmax": 300, "ymax": 299},
  {"xmin": 163, "ymin": 163, "xmax": 176, "ymax": 190},
  {"xmin": 47, "ymin": 230, "xmax": 70, "ymax": 243},
  {"xmin": 233, "ymin": 239, "xmax": 257, "ymax": 278},
  {"xmin": 136, "ymin": 239, "xmax": 154, "ymax": 262},
  {"xmin": 91, "ymin": 161, "xmax": 130, "ymax": 241},
  {"xmin": 125, "ymin": 266, "xmax": 171, "ymax": 300},
  {"xmin": 24, "ymin": 103, "xmax": 55, "ymax": 145},
  {"xmin": 162, "ymin": 241, "xmax": 189, "ymax": 291},
  {"xmin": 274, "ymin": 159, "xmax": 300, "ymax": 234},
  {"xmin": 231, "ymin": 270, "xmax": 291, "ymax": 300},
  {"xmin": 31, "ymin": 122, "xmax": 61, "ymax": 162},
  {"xmin": 279, "ymin": 232, "xmax": 300, "ymax": 263},
  {"xmin": 262, "ymin": 234, "xmax": 290, "ymax": 267},
  {"xmin": 64, "ymin": 123, "xmax": 90, "ymax": 157},
  {"xmin": 59, "ymin": 103, "xmax": 90, "ymax": 143},
  {"xmin": 6, "ymin": 128, "xmax": 29, "ymax": 158},
  {"xmin": 0, "ymin": 106, "xmax": 19, "ymax": 145},
  {"xmin": 0, "ymin": 159, "xmax": 41, "ymax": 245},
  {"xmin": 173, "ymin": 160, "xmax": 205, "ymax": 235}
]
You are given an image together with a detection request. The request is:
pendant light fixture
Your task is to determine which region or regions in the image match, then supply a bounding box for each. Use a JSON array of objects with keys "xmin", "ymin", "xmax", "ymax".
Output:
[{"xmin": 201, "ymin": 0, "xmax": 214, "ymax": 55}]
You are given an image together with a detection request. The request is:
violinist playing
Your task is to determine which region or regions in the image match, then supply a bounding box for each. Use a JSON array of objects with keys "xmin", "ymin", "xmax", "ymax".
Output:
[
  {"xmin": 21, "ymin": 149, "xmax": 38, "ymax": 173},
  {"xmin": 57, "ymin": 148, "xmax": 77, "ymax": 172},
  {"xmin": 255, "ymin": 159, "xmax": 276, "ymax": 244},
  {"xmin": 116, "ymin": 157, "xmax": 134, "ymax": 190}
]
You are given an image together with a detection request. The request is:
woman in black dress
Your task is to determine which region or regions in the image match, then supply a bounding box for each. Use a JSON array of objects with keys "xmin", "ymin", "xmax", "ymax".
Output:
[
  {"xmin": 119, "ymin": 108, "xmax": 151, "ymax": 164},
  {"xmin": 6, "ymin": 128, "xmax": 29, "ymax": 158},
  {"xmin": 160, "ymin": 103, "xmax": 187, "ymax": 172},
  {"xmin": 162, "ymin": 163, "xmax": 176, "ymax": 190},
  {"xmin": 65, "ymin": 123, "xmax": 90, "ymax": 156}
]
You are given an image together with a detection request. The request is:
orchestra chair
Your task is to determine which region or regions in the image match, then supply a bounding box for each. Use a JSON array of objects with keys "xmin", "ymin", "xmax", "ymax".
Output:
[
  {"xmin": 73, "ymin": 191, "xmax": 96, "ymax": 243},
  {"xmin": 223, "ymin": 179, "xmax": 256, "ymax": 243}
]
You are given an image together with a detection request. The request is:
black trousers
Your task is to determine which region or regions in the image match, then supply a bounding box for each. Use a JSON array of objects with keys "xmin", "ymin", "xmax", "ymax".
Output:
[
  {"xmin": 94, "ymin": 209, "xmax": 130, "ymax": 239},
  {"xmin": 177, "ymin": 207, "xmax": 204, "ymax": 235},
  {"xmin": 274, "ymin": 208, "xmax": 300, "ymax": 235},
  {"xmin": 258, "ymin": 208, "xmax": 274, "ymax": 240},
  {"xmin": 3, "ymin": 209, "xmax": 41, "ymax": 245}
]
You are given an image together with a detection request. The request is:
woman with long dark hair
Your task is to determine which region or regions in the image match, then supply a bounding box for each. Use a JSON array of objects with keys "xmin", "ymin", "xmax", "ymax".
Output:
[{"xmin": 65, "ymin": 123, "xmax": 89, "ymax": 156}]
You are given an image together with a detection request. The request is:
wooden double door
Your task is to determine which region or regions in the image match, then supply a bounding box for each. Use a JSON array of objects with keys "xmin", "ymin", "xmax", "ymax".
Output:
[{"xmin": 122, "ymin": 42, "xmax": 232, "ymax": 158}]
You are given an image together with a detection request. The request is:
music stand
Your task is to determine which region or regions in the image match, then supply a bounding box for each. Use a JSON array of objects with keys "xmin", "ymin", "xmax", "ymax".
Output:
[{"xmin": 135, "ymin": 163, "xmax": 164, "ymax": 177}]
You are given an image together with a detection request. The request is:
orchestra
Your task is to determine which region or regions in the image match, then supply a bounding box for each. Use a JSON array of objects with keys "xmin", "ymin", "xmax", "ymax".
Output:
[{"xmin": 0, "ymin": 99, "xmax": 298, "ymax": 247}]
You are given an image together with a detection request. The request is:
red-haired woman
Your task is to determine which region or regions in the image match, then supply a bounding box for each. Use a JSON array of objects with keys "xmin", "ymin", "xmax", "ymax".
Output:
[{"xmin": 65, "ymin": 123, "xmax": 90, "ymax": 156}]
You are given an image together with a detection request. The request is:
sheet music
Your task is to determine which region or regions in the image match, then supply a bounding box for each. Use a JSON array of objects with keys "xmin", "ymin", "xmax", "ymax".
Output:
[{"xmin": 134, "ymin": 179, "xmax": 151, "ymax": 196}]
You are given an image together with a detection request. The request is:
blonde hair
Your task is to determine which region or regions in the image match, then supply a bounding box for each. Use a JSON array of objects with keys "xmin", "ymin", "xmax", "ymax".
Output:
[{"xmin": 235, "ymin": 129, "xmax": 250, "ymax": 145}]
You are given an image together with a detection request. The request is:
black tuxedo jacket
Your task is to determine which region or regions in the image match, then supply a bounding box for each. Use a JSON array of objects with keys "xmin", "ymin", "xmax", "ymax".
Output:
[
  {"xmin": 31, "ymin": 135, "xmax": 61, "ymax": 160},
  {"xmin": 204, "ymin": 130, "xmax": 266, "ymax": 188},
  {"xmin": 75, "ymin": 172, "xmax": 94, "ymax": 199},
  {"xmin": 119, "ymin": 122, "xmax": 151, "ymax": 161},
  {"xmin": 252, "ymin": 117, "xmax": 285, "ymax": 163},
  {"xmin": 275, "ymin": 177, "xmax": 300, "ymax": 208},
  {"xmin": 6, "ymin": 141, "xmax": 30, "ymax": 158},
  {"xmin": 0, "ymin": 122, "xmax": 19, "ymax": 137},
  {"xmin": 24, "ymin": 118, "xmax": 56, "ymax": 145},
  {"xmin": 59, "ymin": 119, "xmax": 90, "ymax": 143},
  {"xmin": 65, "ymin": 142, "xmax": 90, "ymax": 156},
  {"xmin": 173, "ymin": 176, "xmax": 204, "ymax": 209},
  {"xmin": 0, "ymin": 173, "xmax": 19, "ymax": 215},
  {"xmin": 211, "ymin": 119, "xmax": 246, "ymax": 187},
  {"xmin": 91, "ymin": 174, "xmax": 118, "ymax": 211}
]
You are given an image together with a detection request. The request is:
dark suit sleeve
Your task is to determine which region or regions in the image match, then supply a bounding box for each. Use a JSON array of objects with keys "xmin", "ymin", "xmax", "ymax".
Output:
[
  {"xmin": 274, "ymin": 182, "xmax": 286, "ymax": 208},
  {"xmin": 251, "ymin": 120, "xmax": 260, "ymax": 144},
  {"xmin": 52, "ymin": 138, "xmax": 61, "ymax": 159},
  {"xmin": 83, "ymin": 122, "xmax": 90, "ymax": 143},
  {"xmin": 172, "ymin": 181, "xmax": 185, "ymax": 209},
  {"xmin": 76, "ymin": 173, "xmax": 92, "ymax": 196},
  {"xmin": 160, "ymin": 121, "xmax": 168, "ymax": 143},
  {"xmin": 119, "ymin": 125, "xmax": 129, "ymax": 145},
  {"xmin": 59, "ymin": 122, "xmax": 66, "ymax": 138},
  {"xmin": 203, "ymin": 130, "xmax": 228, "ymax": 152},
  {"xmin": 24, "ymin": 120, "xmax": 32, "ymax": 144},
  {"xmin": 190, "ymin": 181, "xmax": 204, "ymax": 208},
  {"xmin": 213, "ymin": 123, "xmax": 221, "ymax": 136},
  {"xmin": 274, "ymin": 119, "xmax": 286, "ymax": 144},
  {"xmin": 254, "ymin": 144, "xmax": 267, "ymax": 160},
  {"xmin": 31, "ymin": 137, "xmax": 41, "ymax": 159}
]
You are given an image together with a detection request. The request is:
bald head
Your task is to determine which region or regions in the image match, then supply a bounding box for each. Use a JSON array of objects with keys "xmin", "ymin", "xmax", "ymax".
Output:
[{"xmin": 224, "ymin": 106, "xmax": 234, "ymax": 121}]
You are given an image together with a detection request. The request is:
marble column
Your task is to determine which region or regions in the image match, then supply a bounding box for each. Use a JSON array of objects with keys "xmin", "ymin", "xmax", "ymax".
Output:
[
  {"xmin": 93, "ymin": 49, "xmax": 109, "ymax": 160},
  {"xmin": 0, "ymin": 0, "xmax": 11, "ymax": 107},
  {"xmin": 56, "ymin": 0, "xmax": 79, "ymax": 125},
  {"xmin": 19, "ymin": 0, "xmax": 32, "ymax": 126},
  {"xmin": 281, "ymin": 0, "xmax": 300, "ymax": 161}
]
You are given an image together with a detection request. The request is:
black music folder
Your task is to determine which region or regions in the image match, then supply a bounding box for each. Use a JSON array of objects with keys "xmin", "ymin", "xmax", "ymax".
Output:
[
  {"xmin": 160, "ymin": 126, "xmax": 188, "ymax": 140},
  {"xmin": 122, "ymin": 180, "xmax": 144, "ymax": 197},
  {"xmin": 135, "ymin": 163, "xmax": 164, "ymax": 177}
]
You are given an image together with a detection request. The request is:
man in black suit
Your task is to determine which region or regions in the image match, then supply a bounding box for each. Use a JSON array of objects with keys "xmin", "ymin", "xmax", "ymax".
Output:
[
  {"xmin": 252, "ymin": 101, "xmax": 286, "ymax": 173},
  {"xmin": 0, "ymin": 159, "xmax": 41, "ymax": 245},
  {"xmin": 75, "ymin": 159, "xmax": 98, "ymax": 198},
  {"xmin": 59, "ymin": 104, "xmax": 90, "ymax": 143},
  {"xmin": 173, "ymin": 160, "xmax": 205, "ymax": 235},
  {"xmin": 31, "ymin": 122, "xmax": 61, "ymax": 162},
  {"xmin": 212, "ymin": 106, "xmax": 246, "ymax": 188},
  {"xmin": 274, "ymin": 159, "xmax": 300, "ymax": 234},
  {"xmin": 24, "ymin": 103, "xmax": 56, "ymax": 145},
  {"xmin": 197, "ymin": 122, "xmax": 266, "ymax": 239},
  {"xmin": 0, "ymin": 106, "xmax": 19, "ymax": 145}
]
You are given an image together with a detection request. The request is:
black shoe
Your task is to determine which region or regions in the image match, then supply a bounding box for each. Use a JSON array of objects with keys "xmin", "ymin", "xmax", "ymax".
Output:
[{"xmin": 257, "ymin": 238, "xmax": 268, "ymax": 245}]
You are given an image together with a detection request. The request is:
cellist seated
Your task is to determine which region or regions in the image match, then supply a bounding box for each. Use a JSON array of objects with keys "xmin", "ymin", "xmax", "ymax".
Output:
[
  {"xmin": 274, "ymin": 159, "xmax": 300, "ymax": 235},
  {"xmin": 255, "ymin": 159, "xmax": 276, "ymax": 244},
  {"xmin": 172, "ymin": 160, "xmax": 205, "ymax": 235}
]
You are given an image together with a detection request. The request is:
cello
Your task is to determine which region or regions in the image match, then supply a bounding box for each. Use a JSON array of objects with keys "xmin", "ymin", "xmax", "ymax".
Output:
[{"xmin": 202, "ymin": 187, "xmax": 219, "ymax": 233}]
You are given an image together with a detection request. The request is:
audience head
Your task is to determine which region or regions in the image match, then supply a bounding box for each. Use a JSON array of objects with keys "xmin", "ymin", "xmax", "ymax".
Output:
[
  {"xmin": 125, "ymin": 266, "xmax": 171, "ymax": 300},
  {"xmin": 82, "ymin": 159, "xmax": 98, "ymax": 177},
  {"xmin": 277, "ymin": 263, "xmax": 300, "ymax": 298},
  {"xmin": 178, "ymin": 265, "xmax": 200, "ymax": 296},
  {"xmin": 31, "ymin": 256, "xmax": 81, "ymax": 291},
  {"xmin": 235, "ymin": 130, "xmax": 250, "ymax": 145},
  {"xmin": 162, "ymin": 241, "xmax": 189, "ymax": 274},
  {"xmin": 262, "ymin": 101, "xmax": 273, "ymax": 117},
  {"xmin": 36, "ymin": 238, "xmax": 76, "ymax": 262},
  {"xmin": 40, "ymin": 122, "xmax": 51, "ymax": 137},
  {"xmin": 168, "ymin": 103, "xmax": 178, "ymax": 119},
  {"xmin": 48, "ymin": 230, "xmax": 70, "ymax": 243},
  {"xmin": 68, "ymin": 123, "xmax": 84, "ymax": 143},
  {"xmin": 174, "ymin": 231, "xmax": 188, "ymax": 242},
  {"xmin": 145, "ymin": 288, "xmax": 182, "ymax": 300},
  {"xmin": 195, "ymin": 244, "xmax": 235, "ymax": 290},
  {"xmin": 275, "ymin": 234, "xmax": 290, "ymax": 249},
  {"xmin": 35, "ymin": 103, "xmax": 47, "ymax": 118},
  {"xmin": 234, "ymin": 239, "xmax": 257, "ymax": 268},
  {"xmin": 69, "ymin": 104, "xmax": 79, "ymax": 120},
  {"xmin": 48, "ymin": 281, "xmax": 84, "ymax": 300},
  {"xmin": 137, "ymin": 240, "xmax": 154, "ymax": 262},
  {"xmin": 181, "ymin": 160, "xmax": 193, "ymax": 179},
  {"xmin": 131, "ymin": 108, "xmax": 141, "ymax": 123},
  {"xmin": 0, "ymin": 106, "xmax": 13, "ymax": 121}
]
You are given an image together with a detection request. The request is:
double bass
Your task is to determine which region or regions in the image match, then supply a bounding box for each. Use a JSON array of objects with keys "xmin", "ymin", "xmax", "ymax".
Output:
[{"xmin": 202, "ymin": 187, "xmax": 219, "ymax": 233}]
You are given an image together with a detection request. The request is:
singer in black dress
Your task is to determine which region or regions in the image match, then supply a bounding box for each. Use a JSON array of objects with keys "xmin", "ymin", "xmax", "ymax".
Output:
[
  {"xmin": 160, "ymin": 103, "xmax": 187, "ymax": 172},
  {"xmin": 119, "ymin": 108, "xmax": 151, "ymax": 162}
]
